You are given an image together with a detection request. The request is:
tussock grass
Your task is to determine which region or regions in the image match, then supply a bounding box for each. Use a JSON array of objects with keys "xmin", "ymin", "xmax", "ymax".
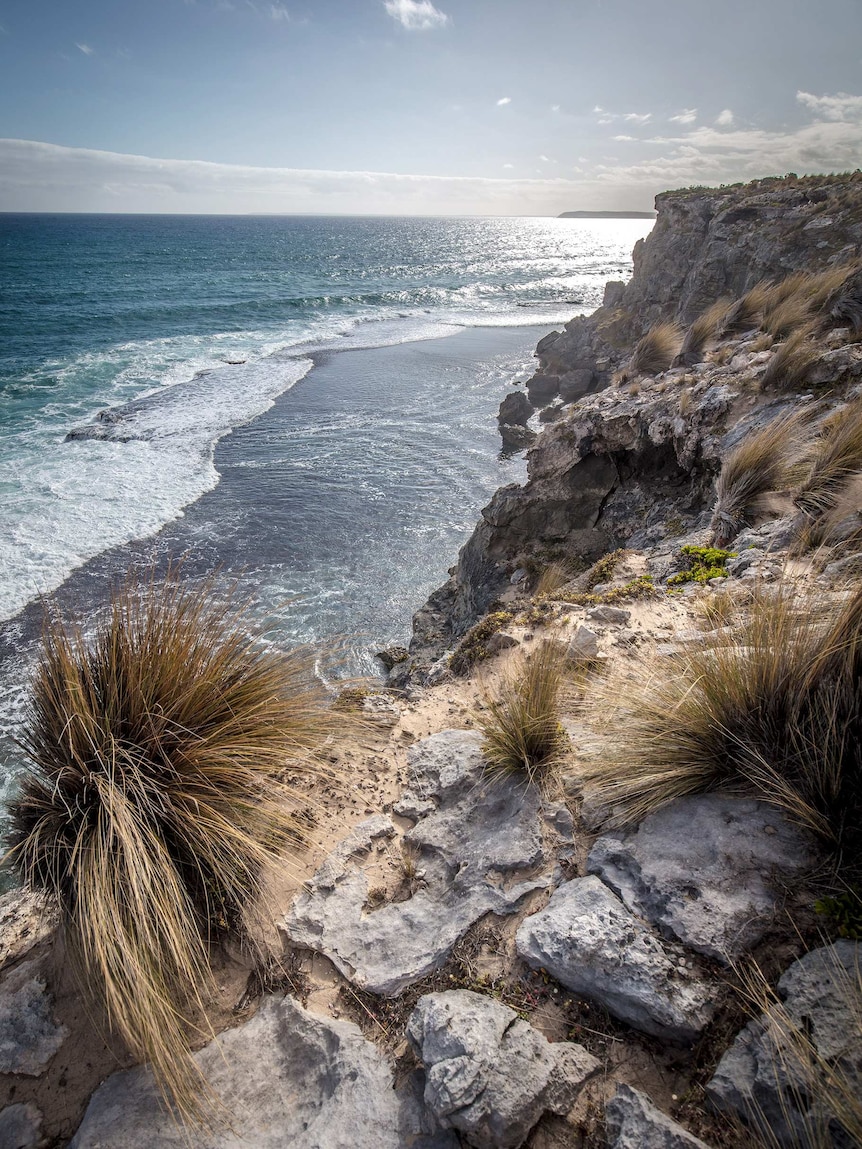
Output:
[
  {"xmin": 795, "ymin": 398, "xmax": 862, "ymax": 518},
  {"xmin": 630, "ymin": 321, "xmax": 682, "ymax": 375},
  {"xmin": 674, "ymin": 297, "xmax": 733, "ymax": 366},
  {"xmin": 477, "ymin": 640, "xmax": 568, "ymax": 783},
  {"xmin": 727, "ymin": 952, "xmax": 862, "ymax": 1148},
  {"xmin": 534, "ymin": 560, "xmax": 577, "ymax": 596},
  {"xmin": 826, "ymin": 265, "xmax": 862, "ymax": 333},
  {"xmin": 581, "ymin": 584, "xmax": 862, "ymax": 864},
  {"xmin": 6, "ymin": 572, "xmax": 333, "ymax": 1123},
  {"xmin": 719, "ymin": 281, "xmax": 774, "ymax": 337},
  {"xmin": 762, "ymin": 294, "xmax": 814, "ymax": 340},
  {"xmin": 761, "ymin": 325, "xmax": 821, "ymax": 391},
  {"xmin": 710, "ymin": 412, "xmax": 806, "ymax": 546}
]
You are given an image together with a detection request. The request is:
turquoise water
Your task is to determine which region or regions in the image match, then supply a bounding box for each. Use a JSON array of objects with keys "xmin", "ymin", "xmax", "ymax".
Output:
[{"xmin": 0, "ymin": 213, "xmax": 651, "ymax": 813}]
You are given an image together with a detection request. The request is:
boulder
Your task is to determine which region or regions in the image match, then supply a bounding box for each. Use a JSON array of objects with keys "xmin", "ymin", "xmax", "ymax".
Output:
[
  {"xmin": 0, "ymin": 958, "xmax": 68, "ymax": 1076},
  {"xmin": 586, "ymin": 605, "xmax": 631, "ymax": 625},
  {"xmin": 70, "ymin": 995, "xmax": 457, "ymax": 1148},
  {"xmin": 559, "ymin": 369, "xmax": 595, "ymax": 403},
  {"xmin": 407, "ymin": 990, "xmax": 599, "ymax": 1149},
  {"xmin": 526, "ymin": 375, "xmax": 561, "ymax": 408},
  {"xmin": 567, "ymin": 626, "xmax": 599, "ymax": 661},
  {"xmin": 283, "ymin": 732, "xmax": 548, "ymax": 996},
  {"xmin": 515, "ymin": 876, "xmax": 715, "ymax": 1042},
  {"xmin": 603, "ymin": 281, "xmax": 627, "ymax": 309},
  {"xmin": 605, "ymin": 1084, "xmax": 710, "ymax": 1149},
  {"xmin": 0, "ymin": 1103, "xmax": 43, "ymax": 1149},
  {"xmin": 498, "ymin": 391, "xmax": 534, "ymax": 427},
  {"xmin": 499, "ymin": 424, "xmax": 537, "ymax": 452},
  {"xmin": 376, "ymin": 646, "xmax": 408, "ymax": 671},
  {"xmin": 707, "ymin": 941, "xmax": 862, "ymax": 1148},
  {"xmin": 588, "ymin": 795, "xmax": 815, "ymax": 962}
]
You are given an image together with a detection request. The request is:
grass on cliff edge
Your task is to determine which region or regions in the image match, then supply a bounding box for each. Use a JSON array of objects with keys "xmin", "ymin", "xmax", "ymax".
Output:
[
  {"xmin": 582, "ymin": 583, "xmax": 862, "ymax": 870},
  {"xmin": 477, "ymin": 639, "xmax": 569, "ymax": 783},
  {"xmin": 5, "ymin": 571, "xmax": 334, "ymax": 1125}
]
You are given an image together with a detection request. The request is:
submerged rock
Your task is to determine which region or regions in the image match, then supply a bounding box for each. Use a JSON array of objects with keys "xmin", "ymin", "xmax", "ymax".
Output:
[
  {"xmin": 407, "ymin": 989, "xmax": 599, "ymax": 1149},
  {"xmin": 516, "ymin": 876, "xmax": 715, "ymax": 1042}
]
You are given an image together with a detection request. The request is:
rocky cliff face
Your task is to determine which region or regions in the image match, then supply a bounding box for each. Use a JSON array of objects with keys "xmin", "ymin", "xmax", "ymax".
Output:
[{"xmin": 395, "ymin": 172, "xmax": 862, "ymax": 682}]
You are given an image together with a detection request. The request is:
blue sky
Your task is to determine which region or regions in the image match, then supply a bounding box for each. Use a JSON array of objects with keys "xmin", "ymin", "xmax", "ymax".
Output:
[{"xmin": 1, "ymin": 0, "xmax": 861, "ymax": 213}]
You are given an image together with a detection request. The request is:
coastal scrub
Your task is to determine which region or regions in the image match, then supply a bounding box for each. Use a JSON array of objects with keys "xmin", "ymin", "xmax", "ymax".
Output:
[{"xmin": 5, "ymin": 571, "xmax": 332, "ymax": 1122}]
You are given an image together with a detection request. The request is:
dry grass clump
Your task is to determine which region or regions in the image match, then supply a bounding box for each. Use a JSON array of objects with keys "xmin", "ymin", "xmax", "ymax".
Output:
[
  {"xmin": 674, "ymin": 297, "xmax": 733, "ymax": 367},
  {"xmin": 6, "ymin": 572, "xmax": 332, "ymax": 1123},
  {"xmin": 795, "ymin": 398, "xmax": 862, "ymax": 518},
  {"xmin": 826, "ymin": 265, "xmax": 862, "ymax": 334},
  {"xmin": 710, "ymin": 412, "xmax": 805, "ymax": 546},
  {"xmin": 581, "ymin": 584, "xmax": 862, "ymax": 865},
  {"xmin": 719, "ymin": 281, "xmax": 774, "ymax": 337},
  {"xmin": 477, "ymin": 640, "xmax": 568, "ymax": 783},
  {"xmin": 723, "ymin": 952, "xmax": 862, "ymax": 1148},
  {"xmin": 761, "ymin": 326, "xmax": 821, "ymax": 391},
  {"xmin": 762, "ymin": 294, "xmax": 815, "ymax": 340},
  {"xmin": 630, "ymin": 321, "xmax": 682, "ymax": 375}
]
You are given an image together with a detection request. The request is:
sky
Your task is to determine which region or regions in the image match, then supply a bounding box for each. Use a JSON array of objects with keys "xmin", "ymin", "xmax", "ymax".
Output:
[{"xmin": 1, "ymin": 0, "xmax": 861, "ymax": 214}]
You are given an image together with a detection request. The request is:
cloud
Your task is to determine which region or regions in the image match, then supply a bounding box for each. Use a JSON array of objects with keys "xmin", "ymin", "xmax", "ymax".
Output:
[
  {"xmin": 269, "ymin": 4, "xmax": 290, "ymax": 19},
  {"xmin": 551, "ymin": 104, "xmax": 560, "ymax": 112},
  {"xmin": 496, "ymin": 96, "xmax": 511, "ymax": 106},
  {"xmin": 0, "ymin": 137, "xmax": 657, "ymax": 215},
  {"xmin": 595, "ymin": 91, "xmax": 862, "ymax": 188},
  {"xmin": 595, "ymin": 106, "xmax": 652, "ymax": 126},
  {"xmin": 716, "ymin": 109, "xmax": 734, "ymax": 127},
  {"xmin": 670, "ymin": 108, "xmax": 698, "ymax": 125},
  {"xmin": 612, "ymin": 135, "xmax": 636, "ymax": 142},
  {"xmin": 796, "ymin": 90, "xmax": 862, "ymax": 121},
  {"xmin": 502, "ymin": 163, "xmax": 514, "ymax": 169},
  {"xmin": 383, "ymin": 0, "xmax": 449, "ymax": 31},
  {"xmin": 75, "ymin": 42, "xmax": 94, "ymax": 55}
]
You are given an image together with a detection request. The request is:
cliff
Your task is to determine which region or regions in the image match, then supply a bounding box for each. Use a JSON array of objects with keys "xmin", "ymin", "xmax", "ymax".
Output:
[{"xmin": 393, "ymin": 171, "xmax": 862, "ymax": 683}]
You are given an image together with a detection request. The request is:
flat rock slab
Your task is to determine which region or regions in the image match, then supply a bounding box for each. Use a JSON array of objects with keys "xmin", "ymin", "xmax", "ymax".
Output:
[
  {"xmin": 0, "ymin": 1103, "xmax": 43, "ymax": 1149},
  {"xmin": 283, "ymin": 731, "xmax": 548, "ymax": 996},
  {"xmin": 0, "ymin": 958, "xmax": 68, "ymax": 1077},
  {"xmin": 515, "ymin": 876, "xmax": 715, "ymax": 1043},
  {"xmin": 708, "ymin": 941, "xmax": 862, "ymax": 1147},
  {"xmin": 588, "ymin": 795, "xmax": 815, "ymax": 962},
  {"xmin": 70, "ymin": 994, "xmax": 456, "ymax": 1149},
  {"xmin": 407, "ymin": 990, "xmax": 598, "ymax": 1149},
  {"xmin": 605, "ymin": 1085, "xmax": 710, "ymax": 1149}
]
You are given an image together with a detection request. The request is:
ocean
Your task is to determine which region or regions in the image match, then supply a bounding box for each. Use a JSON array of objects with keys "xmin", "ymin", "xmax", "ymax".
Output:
[{"xmin": 0, "ymin": 212, "xmax": 651, "ymax": 821}]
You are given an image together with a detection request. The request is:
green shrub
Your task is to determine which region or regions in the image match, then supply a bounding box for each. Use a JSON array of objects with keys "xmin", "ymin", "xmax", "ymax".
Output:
[
  {"xmin": 449, "ymin": 609, "xmax": 515, "ymax": 676},
  {"xmin": 667, "ymin": 545, "xmax": 736, "ymax": 586},
  {"xmin": 6, "ymin": 572, "xmax": 332, "ymax": 1122}
]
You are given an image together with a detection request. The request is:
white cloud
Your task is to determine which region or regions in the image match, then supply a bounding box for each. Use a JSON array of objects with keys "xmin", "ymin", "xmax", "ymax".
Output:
[
  {"xmin": 595, "ymin": 106, "xmax": 652, "ymax": 126},
  {"xmin": 551, "ymin": 104, "xmax": 560, "ymax": 112},
  {"xmin": 502, "ymin": 163, "xmax": 514, "ymax": 169},
  {"xmin": 623, "ymin": 112, "xmax": 652, "ymax": 124},
  {"xmin": 383, "ymin": 0, "xmax": 449, "ymax": 31},
  {"xmin": 716, "ymin": 109, "xmax": 734, "ymax": 127},
  {"xmin": 269, "ymin": 4, "xmax": 290, "ymax": 20},
  {"xmin": 670, "ymin": 108, "xmax": 698, "ymax": 125},
  {"xmin": 496, "ymin": 96, "xmax": 511, "ymax": 106},
  {"xmin": 75, "ymin": 42, "xmax": 94, "ymax": 55},
  {"xmin": 796, "ymin": 90, "xmax": 862, "ymax": 121},
  {"xmin": 596, "ymin": 92, "xmax": 862, "ymax": 187},
  {"xmin": 612, "ymin": 135, "xmax": 636, "ymax": 142},
  {"xmin": 0, "ymin": 137, "xmax": 656, "ymax": 215}
]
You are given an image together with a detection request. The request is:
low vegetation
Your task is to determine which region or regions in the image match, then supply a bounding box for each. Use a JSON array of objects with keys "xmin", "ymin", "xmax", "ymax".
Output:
[
  {"xmin": 710, "ymin": 412, "xmax": 805, "ymax": 546},
  {"xmin": 582, "ymin": 584, "xmax": 862, "ymax": 870},
  {"xmin": 795, "ymin": 398, "xmax": 862, "ymax": 518},
  {"xmin": 477, "ymin": 640, "xmax": 568, "ymax": 783},
  {"xmin": 6, "ymin": 572, "xmax": 332, "ymax": 1122},
  {"xmin": 674, "ymin": 297, "xmax": 732, "ymax": 367},
  {"xmin": 667, "ymin": 545, "xmax": 736, "ymax": 586},
  {"xmin": 761, "ymin": 325, "xmax": 821, "ymax": 390},
  {"xmin": 630, "ymin": 321, "xmax": 682, "ymax": 375},
  {"xmin": 449, "ymin": 608, "xmax": 515, "ymax": 676}
]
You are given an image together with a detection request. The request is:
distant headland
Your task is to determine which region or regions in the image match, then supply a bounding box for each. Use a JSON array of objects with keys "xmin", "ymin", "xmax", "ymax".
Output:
[{"xmin": 558, "ymin": 209, "xmax": 656, "ymax": 219}]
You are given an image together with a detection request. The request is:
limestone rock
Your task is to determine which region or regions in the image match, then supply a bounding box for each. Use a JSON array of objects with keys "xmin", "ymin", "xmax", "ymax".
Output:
[
  {"xmin": 586, "ymin": 605, "xmax": 631, "ymax": 624},
  {"xmin": 361, "ymin": 693, "xmax": 402, "ymax": 727},
  {"xmin": 70, "ymin": 994, "xmax": 457, "ymax": 1148},
  {"xmin": 605, "ymin": 1084, "xmax": 710, "ymax": 1149},
  {"xmin": 0, "ymin": 1103, "xmax": 43, "ymax": 1149},
  {"xmin": 588, "ymin": 796, "xmax": 815, "ymax": 962},
  {"xmin": 499, "ymin": 423, "xmax": 537, "ymax": 452},
  {"xmin": 567, "ymin": 626, "xmax": 599, "ymax": 661},
  {"xmin": 559, "ymin": 369, "xmax": 595, "ymax": 403},
  {"xmin": 498, "ymin": 391, "xmax": 533, "ymax": 427},
  {"xmin": 515, "ymin": 876, "xmax": 715, "ymax": 1042},
  {"xmin": 0, "ymin": 958, "xmax": 68, "ymax": 1077},
  {"xmin": 393, "ymin": 790, "xmax": 437, "ymax": 820},
  {"xmin": 707, "ymin": 941, "xmax": 862, "ymax": 1148},
  {"xmin": 0, "ymin": 890, "xmax": 56, "ymax": 971},
  {"xmin": 407, "ymin": 990, "xmax": 599, "ymax": 1149},
  {"xmin": 283, "ymin": 732, "xmax": 548, "ymax": 996},
  {"xmin": 526, "ymin": 375, "xmax": 560, "ymax": 408}
]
